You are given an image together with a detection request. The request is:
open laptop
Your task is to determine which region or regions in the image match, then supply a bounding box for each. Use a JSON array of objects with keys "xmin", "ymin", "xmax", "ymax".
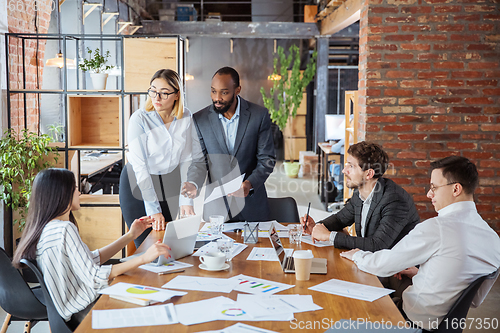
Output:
[
  {"xmin": 268, "ymin": 224, "xmax": 327, "ymax": 274},
  {"xmin": 155, "ymin": 214, "xmax": 202, "ymax": 265}
]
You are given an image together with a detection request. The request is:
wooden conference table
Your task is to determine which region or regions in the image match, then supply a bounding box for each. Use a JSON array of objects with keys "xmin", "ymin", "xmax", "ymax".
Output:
[{"xmin": 75, "ymin": 228, "xmax": 404, "ymax": 332}]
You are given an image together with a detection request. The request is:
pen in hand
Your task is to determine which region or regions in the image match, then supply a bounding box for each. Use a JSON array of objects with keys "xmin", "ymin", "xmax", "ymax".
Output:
[
  {"xmin": 304, "ymin": 202, "xmax": 311, "ymax": 233},
  {"xmin": 158, "ymin": 269, "xmax": 185, "ymax": 276}
]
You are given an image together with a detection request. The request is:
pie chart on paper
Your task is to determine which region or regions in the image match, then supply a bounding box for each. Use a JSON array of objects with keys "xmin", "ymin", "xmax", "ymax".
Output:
[{"xmin": 126, "ymin": 286, "xmax": 160, "ymax": 295}]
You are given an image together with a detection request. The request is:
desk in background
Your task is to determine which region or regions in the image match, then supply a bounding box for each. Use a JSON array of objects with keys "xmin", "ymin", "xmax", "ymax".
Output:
[
  {"xmin": 75, "ymin": 228, "xmax": 404, "ymax": 333},
  {"xmin": 318, "ymin": 143, "xmax": 342, "ymax": 211},
  {"xmin": 80, "ymin": 152, "xmax": 122, "ymax": 178}
]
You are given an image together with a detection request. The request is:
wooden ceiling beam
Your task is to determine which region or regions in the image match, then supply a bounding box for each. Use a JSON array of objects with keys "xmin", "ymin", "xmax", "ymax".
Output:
[{"xmin": 320, "ymin": 0, "xmax": 362, "ymax": 36}]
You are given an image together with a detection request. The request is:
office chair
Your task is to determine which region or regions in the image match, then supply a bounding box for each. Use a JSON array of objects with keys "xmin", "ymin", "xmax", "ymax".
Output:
[
  {"xmin": 21, "ymin": 259, "xmax": 73, "ymax": 333},
  {"xmin": 0, "ymin": 247, "xmax": 47, "ymax": 333},
  {"xmin": 428, "ymin": 269, "xmax": 499, "ymax": 333},
  {"xmin": 268, "ymin": 197, "xmax": 300, "ymax": 223}
]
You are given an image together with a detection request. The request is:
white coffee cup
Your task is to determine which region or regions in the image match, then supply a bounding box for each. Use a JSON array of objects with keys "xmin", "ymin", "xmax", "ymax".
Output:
[
  {"xmin": 293, "ymin": 250, "xmax": 314, "ymax": 281},
  {"xmin": 199, "ymin": 252, "xmax": 226, "ymax": 269}
]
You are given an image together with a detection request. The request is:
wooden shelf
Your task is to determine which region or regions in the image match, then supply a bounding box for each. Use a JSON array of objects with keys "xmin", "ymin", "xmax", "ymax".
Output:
[
  {"xmin": 68, "ymin": 95, "xmax": 121, "ymax": 148},
  {"xmin": 79, "ymin": 194, "xmax": 120, "ymax": 205}
]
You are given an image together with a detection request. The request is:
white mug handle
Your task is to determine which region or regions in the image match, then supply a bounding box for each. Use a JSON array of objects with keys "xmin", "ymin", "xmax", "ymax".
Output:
[{"xmin": 200, "ymin": 256, "xmax": 205, "ymax": 264}]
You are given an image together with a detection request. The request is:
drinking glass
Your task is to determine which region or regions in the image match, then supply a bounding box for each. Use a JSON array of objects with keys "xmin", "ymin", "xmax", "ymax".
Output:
[
  {"xmin": 209, "ymin": 215, "xmax": 224, "ymax": 237},
  {"xmin": 288, "ymin": 224, "xmax": 302, "ymax": 245},
  {"xmin": 217, "ymin": 238, "xmax": 234, "ymax": 262}
]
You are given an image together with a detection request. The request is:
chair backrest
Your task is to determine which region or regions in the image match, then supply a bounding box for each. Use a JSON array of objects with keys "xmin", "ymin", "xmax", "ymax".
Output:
[
  {"xmin": 21, "ymin": 258, "xmax": 73, "ymax": 333},
  {"xmin": 268, "ymin": 197, "xmax": 300, "ymax": 223},
  {"xmin": 0, "ymin": 247, "xmax": 47, "ymax": 320},
  {"xmin": 436, "ymin": 269, "xmax": 499, "ymax": 333}
]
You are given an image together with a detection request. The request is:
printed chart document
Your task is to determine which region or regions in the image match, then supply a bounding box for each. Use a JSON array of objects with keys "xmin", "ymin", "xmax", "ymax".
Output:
[
  {"xmin": 301, "ymin": 234, "xmax": 332, "ymax": 247},
  {"xmin": 205, "ymin": 173, "xmax": 245, "ymax": 204},
  {"xmin": 247, "ymin": 247, "xmax": 293, "ymax": 261},
  {"xmin": 196, "ymin": 323, "xmax": 279, "ymax": 333},
  {"xmin": 98, "ymin": 282, "xmax": 186, "ymax": 302},
  {"xmin": 139, "ymin": 260, "xmax": 193, "ymax": 273},
  {"xmin": 237, "ymin": 294, "xmax": 322, "ymax": 314},
  {"xmin": 309, "ymin": 278, "xmax": 394, "ymax": 302},
  {"xmin": 92, "ymin": 303, "xmax": 177, "ymax": 329},
  {"xmin": 162, "ymin": 276, "xmax": 238, "ymax": 293},
  {"xmin": 193, "ymin": 241, "xmax": 247, "ymax": 260},
  {"xmin": 229, "ymin": 274, "xmax": 294, "ymax": 295}
]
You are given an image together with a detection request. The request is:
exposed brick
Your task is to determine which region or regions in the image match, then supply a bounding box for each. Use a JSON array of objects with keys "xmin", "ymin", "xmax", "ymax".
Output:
[
  {"xmin": 386, "ymin": 16, "xmax": 416, "ymax": 23},
  {"xmin": 418, "ymin": 53, "xmax": 445, "ymax": 61},
  {"xmin": 397, "ymin": 151, "xmax": 427, "ymax": 159},
  {"xmin": 417, "ymin": 106, "xmax": 447, "ymax": 114},
  {"xmin": 483, "ymin": 88, "xmax": 500, "ymax": 95},
  {"xmin": 401, "ymin": 62, "xmax": 432, "ymax": 70},
  {"xmin": 401, "ymin": 43, "xmax": 431, "ymax": 51},
  {"xmin": 384, "ymin": 54, "xmax": 414, "ymax": 60},
  {"xmin": 481, "ymin": 160, "xmax": 500, "ymax": 168},
  {"xmin": 366, "ymin": 106, "xmax": 382, "ymax": 114},
  {"xmin": 402, "ymin": 25, "xmax": 431, "ymax": 32},
  {"xmin": 468, "ymin": 44, "xmax": 497, "ymax": 51},
  {"xmin": 385, "ymin": 35, "xmax": 415, "ymax": 42},
  {"xmin": 467, "ymin": 80, "xmax": 498, "ymax": 86},
  {"xmin": 447, "ymin": 142, "xmax": 478, "ymax": 150},
  {"xmin": 386, "ymin": 70, "xmax": 414, "ymax": 79},
  {"xmin": 383, "ymin": 124, "xmax": 414, "ymax": 132},
  {"xmin": 484, "ymin": 107, "xmax": 500, "ymax": 114},
  {"xmin": 434, "ymin": 62, "xmax": 464, "ymax": 70},
  {"xmin": 417, "ymin": 89, "xmax": 447, "ymax": 96},
  {"xmin": 429, "ymin": 133, "xmax": 461, "ymax": 140},
  {"xmin": 434, "ymin": 43, "xmax": 464, "ymax": 51},
  {"xmin": 366, "ymin": 124, "xmax": 381, "ymax": 132},
  {"xmin": 449, "ymin": 89, "xmax": 479, "ymax": 96},
  {"xmin": 401, "ymin": 80, "xmax": 432, "ymax": 88},
  {"xmin": 465, "ymin": 115, "xmax": 492, "ymax": 123},
  {"xmin": 369, "ymin": 44, "xmax": 399, "ymax": 51},
  {"xmin": 392, "ymin": 160, "xmax": 414, "ymax": 167},
  {"xmin": 484, "ymin": 14, "xmax": 500, "ymax": 20},
  {"xmin": 419, "ymin": 72, "xmax": 450, "ymax": 79},
  {"xmin": 468, "ymin": 23, "xmax": 496, "ymax": 31},
  {"xmin": 367, "ymin": 80, "xmax": 399, "ymax": 87},
  {"xmin": 370, "ymin": 26, "xmax": 400, "ymax": 34},
  {"xmin": 370, "ymin": 7, "xmax": 399, "ymax": 14},
  {"xmin": 433, "ymin": 97, "xmax": 463, "ymax": 104},
  {"xmin": 463, "ymin": 134, "xmax": 493, "ymax": 140},
  {"xmin": 448, "ymin": 124, "xmax": 479, "ymax": 131},
  {"xmin": 452, "ymin": 106, "xmax": 482, "ymax": 113},
  {"xmin": 383, "ymin": 142, "xmax": 412, "ymax": 150},
  {"xmin": 417, "ymin": 34, "xmax": 448, "ymax": 42},
  {"xmin": 367, "ymin": 97, "xmax": 398, "ymax": 105},
  {"xmin": 398, "ymin": 133, "xmax": 428, "ymax": 140},
  {"xmin": 399, "ymin": 98, "xmax": 429, "ymax": 105},
  {"xmin": 383, "ymin": 106, "xmax": 414, "ymax": 114},
  {"xmin": 390, "ymin": 177, "xmax": 412, "ymax": 185},
  {"xmin": 430, "ymin": 150, "xmax": 461, "ymax": 158},
  {"xmin": 431, "ymin": 115, "xmax": 461, "ymax": 122},
  {"xmin": 481, "ymin": 143, "xmax": 500, "ymax": 151},
  {"xmin": 453, "ymin": 14, "xmax": 481, "ymax": 22},
  {"xmin": 416, "ymin": 124, "xmax": 447, "ymax": 131},
  {"xmin": 463, "ymin": 152, "xmax": 494, "ymax": 160},
  {"xmin": 418, "ymin": 14, "xmax": 448, "ymax": 23},
  {"xmin": 399, "ymin": 115, "xmax": 427, "ymax": 122},
  {"xmin": 385, "ymin": 89, "xmax": 414, "ymax": 97},
  {"xmin": 464, "ymin": 5, "xmax": 497, "ymax": 12},
  {"xmin": 402, "ymin": 6, "xmax": 432, "ymax": 14},
  {"xmin": 485, "ymin": 35, "xmax": 500, "ymax": 42},
  {"xmin": 481, "ymin": 124, "xmax": 500, "ymax": 132},
  {"xmin": 465, "ymin": 97, "xmax": 495, "ymax": 104},
  {"xmin": 450, "ymin": 34, "xmax": 481, "ymax": 42},
  {"xmin": 435, "ymin": 5, "xmax": 462, "ymax": 13},
  {"xmin": 436, "ymin": 24, "xmax": 465, "ymax": 32},
  {"xmin": 369, "ymin": 115, "xmax": 397, "ymax": 123}
]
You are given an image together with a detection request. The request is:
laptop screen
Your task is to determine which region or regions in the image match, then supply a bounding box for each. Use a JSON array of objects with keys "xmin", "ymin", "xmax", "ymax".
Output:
[{"xmin": 268, "ymin": 225, "xmax": 287, "ymax": 268}]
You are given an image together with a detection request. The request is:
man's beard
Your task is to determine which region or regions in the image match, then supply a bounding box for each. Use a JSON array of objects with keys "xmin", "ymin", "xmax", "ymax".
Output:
[{"xmin": 212, "ymin": 93, "xmax": 235, "ymax": 114}]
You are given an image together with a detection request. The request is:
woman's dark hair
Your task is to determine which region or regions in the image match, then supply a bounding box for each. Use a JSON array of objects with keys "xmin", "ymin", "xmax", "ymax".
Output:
[
  {"xmin": 213, "ymin": 66, "xmax": 240, "ymax": 88},
  {"xmin": 13, "ymin": 168, "xmax": 77, "ymax": 268},
  {"xmin": 430, "ymin": 156, "xmax": 478, "ymax": 195},
  {"xmin": 347, "ymin": 141, "xmax": 389, "ymax": 178}
]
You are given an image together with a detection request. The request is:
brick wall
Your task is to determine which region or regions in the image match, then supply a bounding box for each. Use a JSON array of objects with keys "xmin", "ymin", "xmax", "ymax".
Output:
[
  {"xmin": 7, "ymin": 0, "xmax": 53, "ymax": 133},
  {"xmin": 358, "ymin": 0, "xmax": 500, "ymax": 233}
]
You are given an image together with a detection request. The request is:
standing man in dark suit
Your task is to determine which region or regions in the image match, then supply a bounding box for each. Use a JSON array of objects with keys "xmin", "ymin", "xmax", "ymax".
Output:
[
  {"xmin": 301, "ymin": 141, "xmax": 419, "ymax": 251},
  {"xmin": 181, "ymin": 67, "xmax": 275, "ymax": 222}
]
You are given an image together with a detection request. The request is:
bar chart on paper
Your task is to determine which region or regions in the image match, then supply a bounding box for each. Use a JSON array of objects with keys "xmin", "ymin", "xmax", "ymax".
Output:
[{"xmin": 230, "ymin": 274, "xmax": 294, "ymax": 295}]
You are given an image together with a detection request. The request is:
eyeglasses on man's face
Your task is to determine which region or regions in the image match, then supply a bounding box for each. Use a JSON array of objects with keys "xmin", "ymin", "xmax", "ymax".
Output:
[
  {"xmin": 147, "ymin": 89, "xmax": 177, "ymax": 100},
  {"xmin": 428, "ymin": 182, "xmax": 459, "ymax": 194}
]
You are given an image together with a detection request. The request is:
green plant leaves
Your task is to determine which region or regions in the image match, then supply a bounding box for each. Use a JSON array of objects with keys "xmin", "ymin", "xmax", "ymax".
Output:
[{"xmin": 78, "ymin": 47, "xmax": 114, "ymax": 73}]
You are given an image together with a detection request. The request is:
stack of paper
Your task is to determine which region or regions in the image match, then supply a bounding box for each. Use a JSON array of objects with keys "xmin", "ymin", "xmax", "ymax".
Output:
[
  {"xmin": 92, "ymin": 304, "xmax": 177, "ymax": 329},
  {"xmin": 98, "ymin": 282, "xmax": 187, "ymax": 304},
  {"xmin": 139, "ymin": 260, "xmax": 193, "ymax": 273},
  {"xmin": 301, "ymin": 234, "xmax": 332, "ymax": 247},
  {"xmin": 246, "ymin": 247, "xmax": 293, "ymax": 261},
  {"xmin": 309, "ymin": 279, "xmax": 394, "ymax": 302},
  {"xmin": 192, "ymin": 241, "xmax": 247, "ymax": 260},
  {"xmin": 162, "ymin": 276, "xmax": 239, "ymax": 293}
]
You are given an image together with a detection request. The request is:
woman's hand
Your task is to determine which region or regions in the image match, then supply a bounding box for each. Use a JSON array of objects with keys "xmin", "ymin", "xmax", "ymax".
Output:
[
  {"xmin": 300, "ymin": 215, "xmax": 315, "ymax": 235},
  {"xmin": 340, "ymin": 248, "xmax": 361, "ymax": 261},
  {"xmin": 394, "ymin": 266, "xmax": 419, "ymax": 280},
  {"xmin": 141, "ymin": 240, "xmax": 171, "ymax": 264},
  {"xmin": 180, "ymin": 205, "xmax": 195, "ymax": 218},
  {"xmin": 151, "ymin": 213, "xmax": 166, "ymax": 231},
  {"xmin": 129, "ymin": 216, "xmax": 154, "ymax": 239}
]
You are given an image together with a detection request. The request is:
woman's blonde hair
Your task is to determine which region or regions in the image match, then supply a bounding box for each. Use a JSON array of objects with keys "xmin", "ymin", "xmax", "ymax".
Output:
[{"xmin": 144, "ymin": 69, "xmax": 184, "ymax": 119}]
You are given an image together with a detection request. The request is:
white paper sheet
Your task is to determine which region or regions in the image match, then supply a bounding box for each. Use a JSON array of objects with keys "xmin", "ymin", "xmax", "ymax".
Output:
[
  {"xmin": 309, "ymin": 278, "xmax": 394, "ymax": 302},
  {"xmin": 237, "ymin": 294, "xmax": 322, "ymax": 314},
  {"xmin": 246, "ymin": 247, "xmax": 293, "ymax": 261},
  {"xmin": 139, "ymin": 260, "xmax": 193, "ymax": 273},
  {"xmin": 162, "ymin": 276, "xmax": 238, "ymax": 293},
  {"xmin": 229, "ymin": 274, "xmax": 294, "ymax": 295},
  {"xmin": 204, "ymin": 173, "xmax": 245, "ymax": 204},
  {"xmin": 193, "ymin": 241, "xmax": 247, "ymax": 260},
  {"xmin": 98, "ymin": 282, "xmax": 186, "ymax": 302},
  {"xmin": 91, "ymin": 303, "xmax": 178, "ymax": 329},
  {"xmin": 196, "ymin": 230, "xmax": 235, "ymax": 242},
  {"xmin": 300, "ymin": 234, "xmax": 332, "ymax": 247},
  {"xmin": 195, "ymin": 323, "xmax": 279, "ymax": 333}
]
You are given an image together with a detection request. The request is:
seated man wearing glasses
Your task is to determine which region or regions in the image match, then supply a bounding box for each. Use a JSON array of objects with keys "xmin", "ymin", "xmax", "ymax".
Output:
[
  {"xmin": 341, "ymin": 156, "xmax": 500, "ymax": 330},
  {"xmin": 302, "ymin": 141, "xmax": 420, "ymax": 251}
]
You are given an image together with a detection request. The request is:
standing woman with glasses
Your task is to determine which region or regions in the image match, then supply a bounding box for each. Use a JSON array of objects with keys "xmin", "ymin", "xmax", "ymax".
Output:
[{"xmin": 120, "ymin": 69, "xmax": 200, "ymax": 248}]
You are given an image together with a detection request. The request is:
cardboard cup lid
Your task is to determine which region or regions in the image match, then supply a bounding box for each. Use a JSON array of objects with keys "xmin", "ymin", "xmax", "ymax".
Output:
[{"xmin": 292, "ymin": 250, "xmax": 314, "ymax": 259}]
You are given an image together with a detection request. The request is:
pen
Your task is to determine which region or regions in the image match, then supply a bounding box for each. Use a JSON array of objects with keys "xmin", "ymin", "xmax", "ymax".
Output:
[
  {"xmin": 304, "ymin": 202, "xmax": 311, "ymax": 232},
  {"xmin": 158, "ymin": 269, "xmax": 185, "ymax": 276}
]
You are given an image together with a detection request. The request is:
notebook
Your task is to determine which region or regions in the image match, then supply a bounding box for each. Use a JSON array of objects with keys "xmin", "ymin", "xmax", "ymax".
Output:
[{"xmin": 268, "ymin": 224, "xmax": 327, "ymax": 274}]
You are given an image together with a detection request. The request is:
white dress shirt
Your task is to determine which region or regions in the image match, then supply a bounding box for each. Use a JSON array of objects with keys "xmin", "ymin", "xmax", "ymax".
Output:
[
  {"xmin": 37, "ymin": 220, "xmax": 112, "ymax": 321},
  {"xmin": 218, "ymin": 96, "xmax": 241, "ymax": 154},
  {"xmin": 127, "ymin": 107, "xmax": 199, "ymax": 216},
  {"xmin": 352, "ymin": 201, "xmax": 500, "ymax": 330}
]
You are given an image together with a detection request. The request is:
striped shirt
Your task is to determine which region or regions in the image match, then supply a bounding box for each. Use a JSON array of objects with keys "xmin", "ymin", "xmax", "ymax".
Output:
[{"xmin": 36, "ymin": 220, "xmax": 112, "ymax": 321}]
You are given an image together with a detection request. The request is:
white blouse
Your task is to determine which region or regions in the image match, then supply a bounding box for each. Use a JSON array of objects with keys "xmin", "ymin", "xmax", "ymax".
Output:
[
  {"xmin": 126, "ymin": 107, "xmax": 201, "ymax": 216},
  {"xmin": 36, "ymin": 220, "xmax": 112, "ymax": 321}
]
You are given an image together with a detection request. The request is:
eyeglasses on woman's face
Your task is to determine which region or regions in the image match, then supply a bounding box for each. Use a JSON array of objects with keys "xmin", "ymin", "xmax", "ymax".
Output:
[{"xmin": 147, "ymin": 89, "xmax": 177, "ymax": 100}]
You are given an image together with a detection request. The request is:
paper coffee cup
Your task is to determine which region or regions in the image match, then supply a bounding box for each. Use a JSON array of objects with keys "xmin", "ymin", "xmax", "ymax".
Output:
[
  {"xmin": 293, "ymin": 250, "xmax": 314, "ymax": 281},
  {"xmin": 200, "ymin": 252, "xmax": 226, "ymax": 269}
]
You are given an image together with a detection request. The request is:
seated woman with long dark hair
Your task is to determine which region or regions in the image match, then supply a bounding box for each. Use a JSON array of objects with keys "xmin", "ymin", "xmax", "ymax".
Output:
[{"xmin": 13, "ymin": 168, "xmax": 171, "ymax": 328}]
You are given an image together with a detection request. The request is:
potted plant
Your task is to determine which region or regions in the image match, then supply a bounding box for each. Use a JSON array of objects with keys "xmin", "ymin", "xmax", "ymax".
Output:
[
  {"xmin": 47, "ymin": 123, "xmax": 65, "ymax": 142},
  {"xmin": 260, "ymin": 44, "xmax": 317, "ymax": 178},
  {"xmin": 0, "ymin": 129, "xmax": 59, "ymax": 232},
  {"xmin": 79, "ymin": 47, "xmax": 114, "ymax": 90}
]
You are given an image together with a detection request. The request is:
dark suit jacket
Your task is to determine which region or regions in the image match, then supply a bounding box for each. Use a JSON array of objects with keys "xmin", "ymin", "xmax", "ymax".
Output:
[
  {"xmin": 187, "ymin": 97, "xmax": 275, "ymax": 221},
  {"xmin": 320, "ymin": 177, "xmax": 420, "ymax": 251}
]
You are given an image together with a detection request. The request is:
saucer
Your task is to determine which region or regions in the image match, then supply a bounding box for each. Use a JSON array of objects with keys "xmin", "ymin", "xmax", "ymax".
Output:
[{"xmin": 199, "ymin": 263, "xmax": 230, "ymax": 271}]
